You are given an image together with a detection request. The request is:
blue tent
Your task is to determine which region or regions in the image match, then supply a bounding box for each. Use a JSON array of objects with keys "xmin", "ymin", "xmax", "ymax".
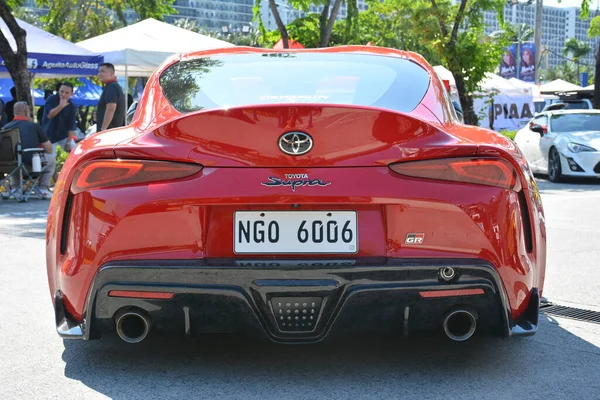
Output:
[
  {"xmin": 0, "ymin": 78, "xmax": 44, "ymax": 106},
  {"xmin": 1, "ymin": 77, "xmax": 101, "ymax": 108},
  {"xmin": 0, "ymin": 18, "xmax": 103, "ymax": 78},
  {"xmin": 71, "ymin": 78, "xmax": 102, "ymax": 106}
]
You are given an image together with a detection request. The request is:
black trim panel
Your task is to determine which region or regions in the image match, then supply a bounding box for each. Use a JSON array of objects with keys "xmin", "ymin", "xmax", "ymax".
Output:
[{"xmin": 61, "ymin": 258, "xmax": 538, "ymax": 343}]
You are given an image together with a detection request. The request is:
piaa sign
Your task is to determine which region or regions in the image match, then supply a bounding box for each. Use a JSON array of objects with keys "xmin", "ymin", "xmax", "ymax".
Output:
[{"xmin": 478, "ymin": 94, "xmax": 534, "ymax": 131}]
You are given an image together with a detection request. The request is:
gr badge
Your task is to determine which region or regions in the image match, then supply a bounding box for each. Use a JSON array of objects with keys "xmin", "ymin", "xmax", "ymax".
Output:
[{"xmin": 405, "ymin": 233, "xmax": 425, "ymax": 244}]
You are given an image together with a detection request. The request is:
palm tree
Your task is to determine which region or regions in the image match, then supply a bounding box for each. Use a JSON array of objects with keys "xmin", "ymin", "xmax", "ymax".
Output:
[{"xmin": 563, "ymin": 38, "xmax": 591, "ymax": 80}]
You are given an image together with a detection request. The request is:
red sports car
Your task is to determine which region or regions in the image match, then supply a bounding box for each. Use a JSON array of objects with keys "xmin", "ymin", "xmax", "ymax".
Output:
[{"xmin": 46, "ymin": 46, "xmax": 546, "ymax": 344}]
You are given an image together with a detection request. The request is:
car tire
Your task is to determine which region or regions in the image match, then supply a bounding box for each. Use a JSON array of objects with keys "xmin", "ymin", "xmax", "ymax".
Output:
[{"xmin": 548, "ymin": 147, "xmax": 563, "ymax": 183}]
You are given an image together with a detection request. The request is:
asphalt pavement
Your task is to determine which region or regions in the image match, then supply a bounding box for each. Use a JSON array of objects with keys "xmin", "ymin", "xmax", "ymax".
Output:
[{"xmin": 1, "ymin": 178, "xmax": 599, "ymax": 399}]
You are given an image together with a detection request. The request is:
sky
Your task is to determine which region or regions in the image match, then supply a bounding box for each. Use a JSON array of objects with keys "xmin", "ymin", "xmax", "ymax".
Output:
[{"xmin": 544, "ymin": 0, "xmax": 600, "ymax": 9}]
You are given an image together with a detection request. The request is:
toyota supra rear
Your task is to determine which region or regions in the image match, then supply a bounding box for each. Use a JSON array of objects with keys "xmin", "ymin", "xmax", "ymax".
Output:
[{"xmin": 46, "ymin": 46, "xmax": 546, "ymax": 344}]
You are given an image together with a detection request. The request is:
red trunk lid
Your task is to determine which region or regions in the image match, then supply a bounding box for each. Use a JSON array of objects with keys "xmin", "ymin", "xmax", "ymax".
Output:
[{"xmin": 114, "ymin": 105, "xmax": 478, "ymax": 167}]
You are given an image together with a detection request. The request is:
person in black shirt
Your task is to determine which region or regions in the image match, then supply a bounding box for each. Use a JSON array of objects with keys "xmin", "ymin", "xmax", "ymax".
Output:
[
  {"xmin": 42, "ymin": 82, "xmax": 77, "ymax": 152},
  {"xmin": 97, "ymin": 62, "xmax": 125, "ymax": 131},
  {"xmin": 5, "ymin": 87, "xmax": 16, "ymax": 122},
  {"xmin": 3, "ymin": 102, "xmax": 55, "ymax": 198}
]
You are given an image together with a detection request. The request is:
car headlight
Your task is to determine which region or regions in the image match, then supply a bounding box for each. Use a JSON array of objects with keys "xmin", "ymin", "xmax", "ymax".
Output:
[{"xmin": 567, "ymin": 142, "xmax": 596, "ymax": 153}]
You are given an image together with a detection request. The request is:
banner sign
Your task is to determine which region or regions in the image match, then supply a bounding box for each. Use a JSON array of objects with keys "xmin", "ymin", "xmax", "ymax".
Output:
[
  {"xmin": 499, "ymin": 44, "xmax": 517, "ymax": 80},
  {"xmin": 0, "ymin": 53, "xmax": 102, "ymax": 76},
  {"xmin": 518, "ymin": 43, "xmax": 536, "ymax": 83},
  {"xmin": 475, "ymin": 94, "xmax": 535, "ymax": 131}
]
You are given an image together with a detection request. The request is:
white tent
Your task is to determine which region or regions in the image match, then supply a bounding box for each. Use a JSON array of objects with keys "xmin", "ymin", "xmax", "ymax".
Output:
[
  {"xmin": 77, "ymin": 18, "xmax": 234, "ymax": 108},
  {"xmin": 508, "ymin": 78, "xmax": 536, "ymax": 92},
  {"xmin": 433, "ymin": 65, "xmax": 455, "ymax": 88},
  {"xmin": 539, "ymin": 79, "xmax": 583, "ymax": 93},
  {"xmin": 479, "ymin": 72, "xmax": 522, "ymax": 94},
  {"xmin": 584, "ymin": 84, "xmax": 594, "ymax": 90},
  {"xmin": 77, "ymin": 18, "xmax": 234, "ymax": 77}
]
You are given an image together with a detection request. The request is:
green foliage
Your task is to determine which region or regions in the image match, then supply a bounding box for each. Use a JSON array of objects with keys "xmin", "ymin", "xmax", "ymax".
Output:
[
  {"xmin": 287, "ymin": 14, "xmax": 323, "ymax": 48},
  {"xmin": 499, "ymin": 130, "xmax": 517, "ymax": 140},
  {"xmin": 55, "ymin": 145, "xmax": 69, "ymax": 173},
  {"xmin": 500, "ymin": 23, "xmax": 534, "ymax": 43},
  {"xmin": 34, "ymin": 0, "xmax": 176, "ymax": 42},
  {"xmin": 11, "ymin": 7, "xmax": 44, "ymax": 27},
  {"xmin": 589, "ymin": 16, "xmax": 600, "ymax": 38},
  {"xmin": 543, "ymin": 62, "xmax": 593, "ymax": 84},
  {"xmin": 563, "ymin": 38, "xmax": 591, "ymax": 61}
]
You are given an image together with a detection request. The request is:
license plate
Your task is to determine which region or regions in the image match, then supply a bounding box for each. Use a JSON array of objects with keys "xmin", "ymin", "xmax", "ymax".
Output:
[{"xmin": 234, "ymin": 211, "xmax": 358, "ymax": 254}]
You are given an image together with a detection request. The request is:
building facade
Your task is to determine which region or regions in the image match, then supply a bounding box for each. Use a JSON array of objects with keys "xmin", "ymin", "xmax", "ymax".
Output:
[
  {"xmin": 165, "ymin": 0, "xmax": 254, "ymax": 30},
  {"xmin": 483, "ymin": 2, "xmax": 600, "ymax": 72}
]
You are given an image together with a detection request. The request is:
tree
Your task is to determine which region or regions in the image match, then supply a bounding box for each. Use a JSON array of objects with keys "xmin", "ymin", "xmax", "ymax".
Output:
[
  {"xmin": 0, "ymin": 0, "xmax": 33, "ymax": 109},
  {"xmin": 403, "ymin": 0, "xmax": 508, "ymax": 125},
  {"xmin": 253, "ymin": 0, "xmax": 358, "ymax": 48},
  {"xmin": 173, "ymin": 18, "xmax": 261, "ymax": 46},
  {"xmin": 569, "ymin": 0, "xmax": 599, "ymax": 107},
  {"xmin": 563, "ymin": 38, "xmax": 591, "ymax": 80},
  {"xmin": 35, "ymin": 0, "xmax": 176, "ymax": 42},
  {"xmin": 587, "ymin": 11, "xmax": 600, "ymax": 107},
  {"xmin": 545, "ymin": 62, "xmax": 579, "ymax": 83}
]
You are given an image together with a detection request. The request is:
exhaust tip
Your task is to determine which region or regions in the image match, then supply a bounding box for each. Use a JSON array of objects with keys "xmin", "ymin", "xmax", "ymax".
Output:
[
  {"xmin": 115, "ymin": 309, "xmax": 151, "ymax": 344},
  {"xmin": 439, "ymin": 267, "xmax": 456, "ymax": 282},
  {"xmin": 443, "ymin": 309, "xmax": 477, "ymax": 342}
]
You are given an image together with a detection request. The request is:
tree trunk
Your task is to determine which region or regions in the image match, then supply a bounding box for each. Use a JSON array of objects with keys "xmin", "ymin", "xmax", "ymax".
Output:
[
  {"xmin": 319, "ymin": 0, "xmax": 331, "ymax": 47},
  {"xmin": 595, "ymin": 44, "xmax": 600, "ymax": 109},
  {"xmin": 268, "ymin": 0, "xmax": 289, "ymax": 49},
  {"xmin": 321, "ymin": 0, "xmax": 344, "ymax": 47},
  {"xmin": 0, "ymin": 2, "xmax": 33, "ymax": 111},
  {"xmin": 453, "ymin": 71, "xmax": 477, "ymax": 126}
]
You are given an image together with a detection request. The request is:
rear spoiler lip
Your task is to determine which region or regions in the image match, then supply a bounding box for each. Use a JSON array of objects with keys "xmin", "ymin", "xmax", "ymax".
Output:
[{"xmin": 147, "ymin": 102, "xmax": 439, "ymax": 133}]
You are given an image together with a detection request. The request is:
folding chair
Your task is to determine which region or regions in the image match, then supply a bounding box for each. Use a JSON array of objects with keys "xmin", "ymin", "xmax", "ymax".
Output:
[{"xmin": 0, "ymin": 127, "xmax": 48, "ymax": 202}]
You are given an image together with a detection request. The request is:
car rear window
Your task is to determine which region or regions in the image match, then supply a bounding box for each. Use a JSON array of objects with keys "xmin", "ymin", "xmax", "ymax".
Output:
[
  {"xmin": 550, "ymin": 113, "xmax": 600, "ymax": 132},
  {"xmin": 159, "ymin": 53, "xmax": 431, "ymax": 114}
]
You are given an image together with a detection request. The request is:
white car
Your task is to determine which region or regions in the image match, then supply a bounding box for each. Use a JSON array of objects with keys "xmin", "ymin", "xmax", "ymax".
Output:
[{"xmin": 514, "ymin": 110, "xmax": 600, "ymax": 182}]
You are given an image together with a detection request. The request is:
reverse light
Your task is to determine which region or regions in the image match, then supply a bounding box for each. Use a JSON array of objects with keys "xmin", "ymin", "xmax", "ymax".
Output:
[
  {"xmin": 71, "ymin": 159, "xmax": 203, "ymax": 194},
  {"xmin": 567, "ymin": 142, "xmax": 596, "ymax": 153},
  {"xmin": 389, "ymin": 157, "xmax": 521, "ymax": 191}
]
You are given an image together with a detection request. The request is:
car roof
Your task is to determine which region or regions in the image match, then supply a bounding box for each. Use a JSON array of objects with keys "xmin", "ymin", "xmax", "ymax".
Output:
[{"xmin": 542, "ymin": 109, "xmax": 600, "ymax": 116}]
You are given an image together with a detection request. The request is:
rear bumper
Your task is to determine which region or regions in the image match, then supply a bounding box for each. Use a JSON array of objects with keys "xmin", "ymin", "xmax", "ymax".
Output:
[{"xmin": 55, "ymin": 258, "xmax": 539, "ymax": 343}]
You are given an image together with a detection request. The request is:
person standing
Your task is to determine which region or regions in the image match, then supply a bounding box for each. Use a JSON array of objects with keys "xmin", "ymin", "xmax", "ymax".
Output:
[
  {"xmin": 97, "ymin": 62, "xmax": 126, "ymax": 132},
  {"xmin": 5, "ymin": 87, "xmax": 17, "ymax": 122},
  {"xmin": 3, "ymin": 102, "xmax": 55, "ymax": 198},
  {"xmin": 42, "ymin": 82, "xmax": 78, "ymax": 151}
]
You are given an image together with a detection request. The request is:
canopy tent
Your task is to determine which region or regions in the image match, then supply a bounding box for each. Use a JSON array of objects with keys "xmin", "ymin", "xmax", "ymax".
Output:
[
  {"xmin": 71, "ymin": 78, "xmax": 102, "ymax": 106},
  {"xmin": 432, "ymin": 65, "xmax": 455, "ymax": 90},
  {"xmin": 1, "ymin": 77, "xmax": 102, "ymax": 108},
  {"xmin": 479, "ymin": 72, "xmax": 523, "ymax": 94},
  {"xmin": 0, "ymin": 18, "xmax": 103, "ymax": 78},
  {"xmin": 584, "ymin": 84, "xmax": 594, "ymax": 90},
  {"xmin": 77, "ymin": 18, "xmax": 234, "ymax": 111},
  {"xmin": 539, "ymin": 79, "xmax": 583, "ymax": 93},
  {"xmin": 0, "ymin": 78, "xmax": 44, "ymax": 105},
  {"xmin": 272, "ymin": 39, "xmax": 305, "ymax": 49},
  {"xmin": 76, "ymin": 18, "xmax": 234, "ymax": 78}
]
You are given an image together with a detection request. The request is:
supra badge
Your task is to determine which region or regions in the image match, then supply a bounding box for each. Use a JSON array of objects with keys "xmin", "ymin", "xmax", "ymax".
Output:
[
  {"xmin": 405, "ymin": 233, "xmax": 425, "ymax": 244},
  {"xmin": 261, "ymin": 173, "xmax": 331, "ymax": 192}
]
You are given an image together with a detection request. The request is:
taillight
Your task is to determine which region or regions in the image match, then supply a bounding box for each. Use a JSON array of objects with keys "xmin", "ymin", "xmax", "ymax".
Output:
[
  {"xmin": 71, "ymin": 159, "xmax": 203, "ymax": 194},
  {"xmin": 389, "ymin": 157, "xmax": 521, "ymax": 191}
]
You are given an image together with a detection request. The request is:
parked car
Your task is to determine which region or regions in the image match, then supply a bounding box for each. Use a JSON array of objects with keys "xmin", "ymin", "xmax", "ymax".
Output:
[
  {"xmin": 47, "ymin": 46, "xmax": 546, "ymax": 345},
  {"xmin": 514, "ymin": 109, "xmax": 600, "ymax": 182}
]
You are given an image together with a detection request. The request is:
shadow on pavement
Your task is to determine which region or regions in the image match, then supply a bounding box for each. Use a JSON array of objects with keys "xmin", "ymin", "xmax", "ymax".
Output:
[
  {"xmin": 0, "ymin": 199, "xmax": 49, "ymax": 239},
  {"xmin": 61, "ymin": 314, "xmax": 600, "ymax": 399},
  {"xmin": 535, "ymin": 175, "xmax": 600, "ymax": 194}
]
